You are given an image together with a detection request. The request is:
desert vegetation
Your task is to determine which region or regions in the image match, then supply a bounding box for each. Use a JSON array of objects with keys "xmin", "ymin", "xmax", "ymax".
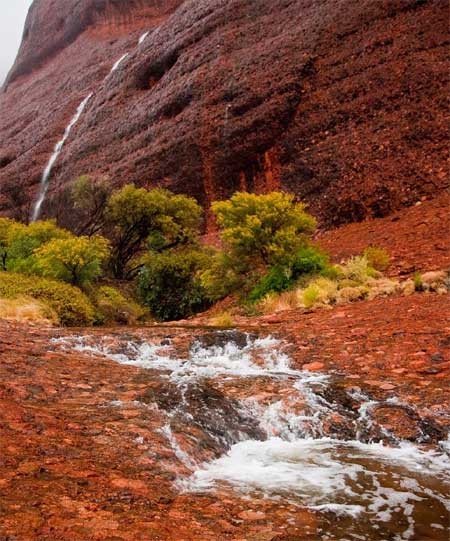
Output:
[{"xmin": 0, "ymin": 178, "xmax": 447, "ymax": 326}]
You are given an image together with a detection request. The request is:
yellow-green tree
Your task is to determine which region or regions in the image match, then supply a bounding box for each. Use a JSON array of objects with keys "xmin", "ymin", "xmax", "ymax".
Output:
[
  {"xmin": 6, "ymin": 220, "xmax": 72, "ymax": 274},
  {"xmin": 212, "ymin": 192, "xmax": 316, "ymax": 267},
  {"xmin": 35, "ymin": 236, "xmax": 110, "ymax": 287},
  {"xmin": 106, "ymin": 185, "xmax": 202, "ymax": 279},
  {"xmin": 70, "ymin": 175, "xmax": 110, "ymax": 235}
]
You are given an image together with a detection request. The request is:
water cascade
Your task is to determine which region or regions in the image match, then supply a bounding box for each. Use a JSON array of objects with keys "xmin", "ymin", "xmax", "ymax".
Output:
[
  {"xmin": 54, "ymin": 331, "xmax": 450, "ymax": 541},
  {"xmin": 109, "ymin": 53, "xmax": 130, "ymax": 75},
  {"xmin": 31, "ymin": 93, "xmax": 93, "ymax": 222},
  {"xmin": 139, "ymin": 31, "xmax": 150, "ymax": 45}
]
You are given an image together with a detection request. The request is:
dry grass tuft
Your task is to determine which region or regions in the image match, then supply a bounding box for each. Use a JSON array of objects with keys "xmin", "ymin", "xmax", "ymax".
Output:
[
  {"xmin": 259, "ymin": 290, "xmax": 299, "ymax": 314},
  {"xmin": 0, "ymin": 296, "xmax": 58, "ymax": 325},
  {"xmin": 209, "ymin": 311, "xmax": 235, "ymax": 328}
]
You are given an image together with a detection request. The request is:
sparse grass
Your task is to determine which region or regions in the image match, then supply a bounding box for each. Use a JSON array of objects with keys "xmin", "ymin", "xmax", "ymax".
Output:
[
  {"xmin": 363, "ymin": 246, "xmax": 390, "ymax": 272},
  {"xmin": 311, "ymin": 277, "xmax": 338, "ymax": 303},
  {"xmin": 95, "ymin": 285, "xmax": 147, "ymax": 325},
  {"xmin": 413, "ymin": 273, "xmax": 424, "ymax": 292},
  {"xmin": 259, "ymin": 290, "xmax": 299, "ymax": 314},
  {"xmin": 366, "ymin": 277, "xmax": 399, "ymax": 299},
  {"xmin": 338, "ymin": 255, "xmax": 379, "ymax": 283},
  {"xmin": 302, "ymin": 285, "xmax": 320, "ymax": 309},
  {"xmin": 254, "ymin": 253, "xmax": 449, "ymax": 316},
  {"xmin": 0, "ymin": 272, "xmax": 95, "ymax": 326},
  {"xmin": 0, "ymin": 296, "xmax": 58, "ymax": 325},
  {"xmin": 209, "ymin": 311, "xmax": 235, "ymax": 328},
  {"xmin": 336, "ymin": 285, "xmax": 369, "ymax": 305},
  {"xmin": 420, "ymin": 271, "xmax": 449, "ymax": 293}
]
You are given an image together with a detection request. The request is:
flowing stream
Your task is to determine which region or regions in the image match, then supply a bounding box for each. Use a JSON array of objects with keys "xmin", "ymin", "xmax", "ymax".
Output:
[{"xmin": 55, "ymin": 331, "xmax": 450, "ymax": 541}]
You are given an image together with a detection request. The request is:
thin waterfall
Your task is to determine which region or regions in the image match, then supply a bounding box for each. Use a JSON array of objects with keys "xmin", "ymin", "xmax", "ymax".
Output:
[
  {"xmin": 32, "ymin": 27, "xmax": 151, "ymax": 221},
  {"xmin": 109, "ymin": 53, "xmax": 129, "ymax": 74},
  {"xmin": 31, "ymin": 93, "xmax": 93, "ymax": 222},
  {"xmin": 139, "ymin": 31, "xmax": 149, "ymax": 45}
]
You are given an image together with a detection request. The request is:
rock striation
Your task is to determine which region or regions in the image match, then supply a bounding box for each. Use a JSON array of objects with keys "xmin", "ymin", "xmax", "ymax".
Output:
[{"xmin": 0, "ymin": 0, "xmax": 448, "ymax": 226}]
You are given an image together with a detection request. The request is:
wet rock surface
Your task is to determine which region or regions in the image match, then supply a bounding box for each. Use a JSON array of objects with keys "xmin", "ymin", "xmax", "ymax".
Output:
[
  {"xmin": 139, "ymin": 380, "xmax": 266, "ymax": 457},
  {"xmin": 0, "ymin": 290, "xmax": 449, "ymax": 539},
  {"xmin": 0, "ymin": 0, "xmax": 448, "ymax": 226}
]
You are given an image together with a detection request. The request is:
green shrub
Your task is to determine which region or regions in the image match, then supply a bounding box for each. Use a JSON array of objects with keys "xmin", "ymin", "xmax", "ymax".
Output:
[
  {"xmin": 35, "ymin": 235, "xmax": 110, "ymax": 287},
  {"xmin": 300, "ymin": 277, "xmax": 338, "ymax": 309},
  {"xmin": 95, "ymin": 286, "xmax": 147, "ymax": 325},
  {"xmin": 363, "ymin": 246, "xmax": 390, "ymax": 272},
  {"xmin": 249, "ymin": 266, "xmax": 291, "ymax": 302},
  {"xmin": 248, "ymin": 246, "xmax": 331, "ymax": 303},
  {"xmin": 0, "ymin": 272, "xmax": 95, "ymax": 326},
  {"xmin": 6, "ymin": 220, "xmax": 72, "ymax": 274},
  {"xmin": 302, "ymin": 285, "xmax": 321, "ymax": 309},
  {"xmin": 321, "ymin": 265, "xmax": 340, "ymax": 280},
  {"xmin": 212, "ymin": 191, "xmax": 316, "ymax": 267},
  {"xmin": 0, "ymin": 218, "xmax": 16, "ymax": 270},
  {"xmin": 198, "ymin": 251, "xmax": 242, "ymax": 302},
  {"xmin": 138, "ymin": 250, "xmax": 208, "ymax": 321},
  {"xmin": 292, "ymin": 245, "xmax": 329, "ymax": 278},
  {"xmin": 338, "ymin": 255, "xmax": 378, "ymax": 284},
  {"xmin": 70, "ymin": 175, "xmax": 110, "ymax": 235},
  {"xmin": 413, "ymin": 273, "xmax": 424, "ymax": 291},
  {"xmin": 106, "ymin": 185, "xmax": 202, "ymax": 279}
]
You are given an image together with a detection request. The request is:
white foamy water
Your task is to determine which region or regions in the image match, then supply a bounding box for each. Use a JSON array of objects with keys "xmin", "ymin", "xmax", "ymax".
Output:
[
  {"xmin": 184, "ymin": 438, "xmax": 450, "ymax": 497},
  {"xmin": 54, "ymin": 332, "xmax": 450, "ymax": 539},
  {"xmin": 54, "ymin": 334, "xmax": 297, "ymax": 380},
  {"xmin": 31, "ymin": 93, "xmax": 93, "ymax": 221},
  {"xmin": 183, "ymin": 438, "xmax": 450, "ymax": 540}
]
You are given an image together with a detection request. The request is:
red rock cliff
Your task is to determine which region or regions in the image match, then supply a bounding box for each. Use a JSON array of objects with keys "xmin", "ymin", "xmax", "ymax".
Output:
[{"xmin": 0, "ymin": 0, "xmax": 447, "ymax": 226}]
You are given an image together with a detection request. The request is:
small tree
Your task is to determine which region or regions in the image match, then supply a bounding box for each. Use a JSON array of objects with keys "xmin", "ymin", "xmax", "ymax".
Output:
[
  {"xmin": 212, "ymin": 192, "xmax": 316, "ymax": 268},
  {"xmin": 34, "ymin": 235, "xmax": 110, "ymax": 287},
  {"xmin": 106, "ymin": 185, "xmax": 202, "ymax": 279},
  {"xmin": 70, "ymin": 175, "xmax": 110, "ymax": 236}
]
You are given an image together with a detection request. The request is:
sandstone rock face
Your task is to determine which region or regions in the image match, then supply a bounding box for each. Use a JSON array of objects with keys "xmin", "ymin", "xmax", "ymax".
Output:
[{"xmin": 0, "ymin": 0, "xmax": 447, "ymax": 226}]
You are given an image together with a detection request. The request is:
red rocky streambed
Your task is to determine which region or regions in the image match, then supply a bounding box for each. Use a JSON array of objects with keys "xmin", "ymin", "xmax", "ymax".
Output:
[{"xmin": 0, "ymin": 313, "xmax": 448, "ymax": 541}]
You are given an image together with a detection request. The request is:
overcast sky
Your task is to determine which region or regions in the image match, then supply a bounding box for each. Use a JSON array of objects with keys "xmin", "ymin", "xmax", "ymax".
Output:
[{"xmin": 0, "ymin": 0, "xmax": 33, "ymax": 84}]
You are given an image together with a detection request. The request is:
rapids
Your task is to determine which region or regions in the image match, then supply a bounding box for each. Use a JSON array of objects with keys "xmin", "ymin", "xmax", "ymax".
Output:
[{"xmin": 54, "ymin": 330, "xmax": 450, "ymax": 541}]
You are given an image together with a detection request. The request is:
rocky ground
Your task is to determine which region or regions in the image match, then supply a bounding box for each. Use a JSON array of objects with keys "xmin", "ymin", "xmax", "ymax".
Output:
[
  {"xmin": 1, "ymin": 186, "xmax": 449, "ymax": 539},
  {"xmin": 317, "ymin": 192, "xmax": 450, "ymax": 277},
  {"xmin": 0, "ymin": 285, "xmax": 448, "ymax": 540}
]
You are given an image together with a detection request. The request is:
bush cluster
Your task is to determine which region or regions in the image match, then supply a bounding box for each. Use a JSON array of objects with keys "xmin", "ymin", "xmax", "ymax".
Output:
[
  {"xmin": 0, "ymin": 179, "xmax": 405, "ymax": 325},
  {"xmin": 0, "ymin": 272, "xmax": 95, "ymax": 326}
]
